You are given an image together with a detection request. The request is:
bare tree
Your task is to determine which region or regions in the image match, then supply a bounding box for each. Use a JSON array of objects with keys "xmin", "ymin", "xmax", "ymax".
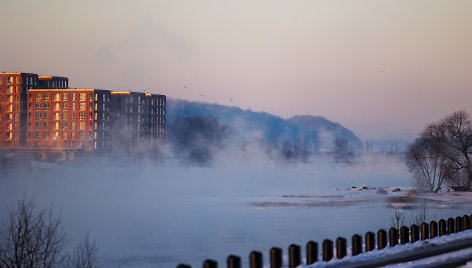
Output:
[
  {"xmin": 441, "ymin": 110, "xmax": 472, "ymax": 190},
  {"xmin": 0, "ymin": 197, "xmax": 65, "ymax": 268},
  {"xmin": 406, "ymin": 123, "xmax": 457, "ymax": 192},
  {"xmin": 390, "ymin": 207, "xmax": 406, "ymax": 230},
  {"xmin": 63, "ymin": 232, "xmax": 99, "ymax": 268}
]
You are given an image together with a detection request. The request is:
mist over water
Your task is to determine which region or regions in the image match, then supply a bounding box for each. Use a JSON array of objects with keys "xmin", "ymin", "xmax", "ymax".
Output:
[{"xmin": 0, "ymin": 157, "xmax": 465, "ymax": 267}]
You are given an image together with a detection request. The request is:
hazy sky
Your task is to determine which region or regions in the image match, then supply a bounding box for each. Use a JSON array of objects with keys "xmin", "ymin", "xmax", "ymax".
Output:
[{"xmin": 1, "ymin": 0, "xmax": 471, "ymax": 140}]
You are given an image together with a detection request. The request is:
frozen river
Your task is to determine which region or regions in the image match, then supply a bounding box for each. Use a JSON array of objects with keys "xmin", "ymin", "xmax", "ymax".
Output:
[{"xmin": 1, "ymin": 157, "xmax": 470, "ymax": 267}]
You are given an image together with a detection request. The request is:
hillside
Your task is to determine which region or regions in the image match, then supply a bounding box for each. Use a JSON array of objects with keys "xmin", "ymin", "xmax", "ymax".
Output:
[{"xmin": 167, "ymin": 99, "xmax": 362, "ymax": 152}]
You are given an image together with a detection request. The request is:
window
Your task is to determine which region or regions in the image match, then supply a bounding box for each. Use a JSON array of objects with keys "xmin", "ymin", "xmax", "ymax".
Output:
[
  {"xmin": 89, "ymin": 122, "xmax": 92, "ymax": 129},
  {"xmin": 44, "ymin": 94, "xmax": 50, "ymax": 101},
  {"xmin": 72, "ymin": 93, "xmax": 76, "ymax": 101},
  {"xmin": 72, "ymin": 122, "xmax": 76, "ymax": 130},
  {"xmin": 28, "ymin": 103, "xmax": 32, "ymax": 111},
  {"xmin": 6, "ymin": 123, "xmax": 12, "ymax": 130},
  {"xmin": 44, "ymin": 113, "xmax": 49, "ymax": 120},
  {"xmin": 63, "ymin": 93, "xmax": 69, "ymax": 101},
  {"xmin": 35, "ymin": 113, "xmax": 42, "ymax": 120},
  {"xmin": 71, "ymin": 103, "xmax": 76, "ymax": 111},
  {"xmin": 71, "ymin": 113, "xmax": 75, "ymax": 120},
  {"xmin": 89, "ymin": 112, "xmax": 93, "ymax": 120},
  {"xmin": 6, "ymin": 104, "xmax": 13, "ymax": 112},
  {"xmin": 54, "ymin": 132, "xmax": 60, "ymax": 140},
  {"xmin": 62, "ymin": 122, "xmax": 68, "ymax": 129},
  {"xmin": 89, "ymin": 93, "xmax": 93, "ymax": 101},
  {"xmin": 44, "ymin": 103, "xmax": 49, "ymax": 111},
  {"xmin": 79, "ymin": 132, "xmax": 84, "ymax": 139},
  {"xmin": 7, "ymin": 95, "xmax": 13, "ymax": 102},
  {"xmin": 35, "ymin": 94, "xmax": 42, "ymax": 101},
  {"xmin": 62, "ymin": 132, "xmax": 68, "ymax": 139},
  {"xmin": 43, "ymin": 122, "xmax": 49, "ymax": 129},
  {"xmin": 63, "ymin": 103, "xmax": 68, "ymax": 111},
  {"xmin": 54, "ymin": 93, "xmax": 60, "ymax": 101},
  {"xmin": 6, "ymin": 86, "xmax": 13, "ymax": 94},
  {"xmin": 14, "ymin": 105, "xmax": 18, "ymax": 112},
  {"xmin": 54, "ymin": 103, "xmax": 60, "ymax": 111},
  {"xmin": 54, "ymin": 113, "xmax": 60, "ymax": 120},
  {"xmin": 79, "ymin": 122, "xmax": 85, "ymax": 130},
  {"xmin": 8, "ymin": 77, "xmax": 13, "ymax": 84},
  {"xmin": 71, "ymin": 132, "xmax": 76, "ymax": 139},
  {"xmin": 79, "ymin": 93, "xmax": 86, "ymax": 101},
  {"xmin": 35, "ymin": 103, "xmax": 42, "ymax": 111},
  {"xmin": 35, "ymin": 132, "xmax": 40, "ymax": 139},
  {"xmin": 54, "ymin": 122, "xmax": 60, "ymax": 130},
  {"xmin": 43, "ymin": 132, "xmax": 49, "ymax": 139},
  {"xmin": 6, "ymin": 132, "xmax": 13, "ymax": 140},
  {"xmin": 89, "ymin": 103, "xmax": 93, "ymax": 110},
  {"xmin": 79, "ymin": 113, "xmax": 85, "ymax": 120},
  {"xmin": 62, "ymin": 112, "xmax": 68, "ymax": 120},
  {"xmin": 79, "ymin": 103, "xmax": 86, "ymax": 111},
  {"xmin": 15, "ymin": 76, "xmax": 20, "ymax": 84}
]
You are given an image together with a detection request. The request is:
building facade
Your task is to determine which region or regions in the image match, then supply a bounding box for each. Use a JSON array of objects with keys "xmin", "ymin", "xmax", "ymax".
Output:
[{"xmin": 1, "ymin": 72, "xmax": 166, "ymax": 161}]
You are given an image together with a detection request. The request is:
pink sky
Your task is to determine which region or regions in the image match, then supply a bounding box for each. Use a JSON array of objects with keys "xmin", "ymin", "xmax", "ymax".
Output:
[{"xmin": 1, "ymin": 0, "xmax": 471, "ymax": 140}]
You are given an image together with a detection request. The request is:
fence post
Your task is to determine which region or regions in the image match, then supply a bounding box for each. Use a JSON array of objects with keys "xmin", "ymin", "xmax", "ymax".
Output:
[
  {"xmin": 365, "ymin": 232, "xmax": 375, "ymax": 251},
  {"xmin": 456, "ymin": 216, "xmax": 463, "ymax": 232},
  {"xmin": 289, "ymin": 244, "xmax": 301, "ymax": 268},
  {"xmin": 400, "ymin": 226, "xmax": 409, "ymax": 244},
  {"xmin": 322, "ymin": 239, "xmax": 333, "ymax": 262},
  {"xmin": 439, "ymin": 219, "xmax": 447, "ymax": 236},
  {"xmin": 227, "ymin": 255, "xmax": 241, "ymax": 268},
  {"xmin": 430, "ymin": 221, "xmax": 438, "ymax": 238},
  {"xmin": 411, "ymin": 225, "xmax": 419, "ymax": 243},
  {"xmin": 336, "ymin": 237, "xmax": 347, "ymax": 259},
  {"xmin": 389, "ymin": 228, "xmax": 398, "ymax": 247},
  {"xmin": 464, "ymin": 215, "xmax": 471, "ymax": 230},
  {"xmin": 306, "ymin": 241, "xmax": 318, "ymax": 265},
  {"xmin": 377, "ymin": 230, "xmax": 387, "ymax": 250},
  {"xmin": 421, "ymin": 223, "xmax": 429, "ymax": 240},
  {"xmin": 249, "ymin": 251, "xmax": 263, "ymax": 268},
  {"xmin": 203, "ymin": 260, "xmax": 217, "ymax": 268},
  {"xmin": 177, "ymin": 264, "xmax": 191, "ymax": 268},
  {"xmin": 352, "ymin": 234, "xmax": 362, "ymax": 256},
  {"xmin": 270, "ymin": 247, "xmax": 282, "ymax": 268},
  {"xmin": 447, "ymin": 218, "xmax": 455, "ymax": 234}
]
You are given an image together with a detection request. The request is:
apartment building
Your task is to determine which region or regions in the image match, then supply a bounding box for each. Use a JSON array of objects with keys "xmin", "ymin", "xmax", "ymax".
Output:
[{"xmin": 1, "ymin": 72, "xmax": 166, "ymax": 161}]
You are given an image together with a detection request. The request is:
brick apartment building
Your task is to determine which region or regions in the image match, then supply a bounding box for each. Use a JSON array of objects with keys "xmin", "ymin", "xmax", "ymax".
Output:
[{"xmin": 0, "ymin": 72, "xmax": 166, "ymax": 161}]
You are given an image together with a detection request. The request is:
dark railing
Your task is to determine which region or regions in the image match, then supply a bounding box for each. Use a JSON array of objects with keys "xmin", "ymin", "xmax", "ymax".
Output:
[{"xmin": 177, "ymin": 214, "xmax": 472, "ymax": 268}]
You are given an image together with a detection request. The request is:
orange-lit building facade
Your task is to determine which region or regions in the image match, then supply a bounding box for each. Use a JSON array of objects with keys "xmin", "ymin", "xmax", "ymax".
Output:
[
  {"xmin": 1, "ymin": 72, "xmax": 166, "ymax": 161},
  {"xmin": 26, "ymin": 89, "xmax": 96, "ymax": 152},
  {"xmin": 0, "ymin": 72, "xmax": 68, "ymax": 149}
]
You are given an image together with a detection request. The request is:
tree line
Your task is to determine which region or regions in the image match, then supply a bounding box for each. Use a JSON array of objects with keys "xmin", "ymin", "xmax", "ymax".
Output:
[{"xmin": 406, "ymin": 110, "xmax": 472, "ymax": 192}]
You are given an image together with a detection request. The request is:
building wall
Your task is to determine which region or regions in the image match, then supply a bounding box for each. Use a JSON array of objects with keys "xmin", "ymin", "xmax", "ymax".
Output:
[
  {"xmin": 27, "ymin": 89, "xmax": 95, "ymax": 152},
  {"xmin": 0, "ymin": 73, "xmax": 39, "ymax": 148}
]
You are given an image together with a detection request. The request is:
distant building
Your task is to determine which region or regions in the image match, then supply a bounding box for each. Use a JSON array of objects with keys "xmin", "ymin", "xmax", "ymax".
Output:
[
  {"xmin": 335, "ymin": 138, "xmax": 349, "ymax": 154},
  {"xmin": 1, "ymin": 72, "xmax": 166, "ymax": 161}
]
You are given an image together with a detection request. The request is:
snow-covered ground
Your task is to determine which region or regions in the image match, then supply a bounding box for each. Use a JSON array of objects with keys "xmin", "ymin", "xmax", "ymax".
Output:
[{"xmin": 302, "ymin": 230, "xmax": 472, "ymax": 267}]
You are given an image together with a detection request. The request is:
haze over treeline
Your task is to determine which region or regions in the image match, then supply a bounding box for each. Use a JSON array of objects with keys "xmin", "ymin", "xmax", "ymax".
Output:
[{"xmin": 167, "ymin": 98, "xmax": 362, "ymax": 154}]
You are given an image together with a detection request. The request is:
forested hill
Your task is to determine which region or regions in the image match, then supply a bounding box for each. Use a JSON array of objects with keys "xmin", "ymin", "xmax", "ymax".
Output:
[{"xmin": 167, "ymin": 99, "xmax": 362, "ymax": 152}]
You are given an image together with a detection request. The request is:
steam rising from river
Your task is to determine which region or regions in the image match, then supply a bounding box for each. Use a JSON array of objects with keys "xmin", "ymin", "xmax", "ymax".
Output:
[{"xmin": 0, "ymin": 155, "xmax": 418, "ymax": 267}]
